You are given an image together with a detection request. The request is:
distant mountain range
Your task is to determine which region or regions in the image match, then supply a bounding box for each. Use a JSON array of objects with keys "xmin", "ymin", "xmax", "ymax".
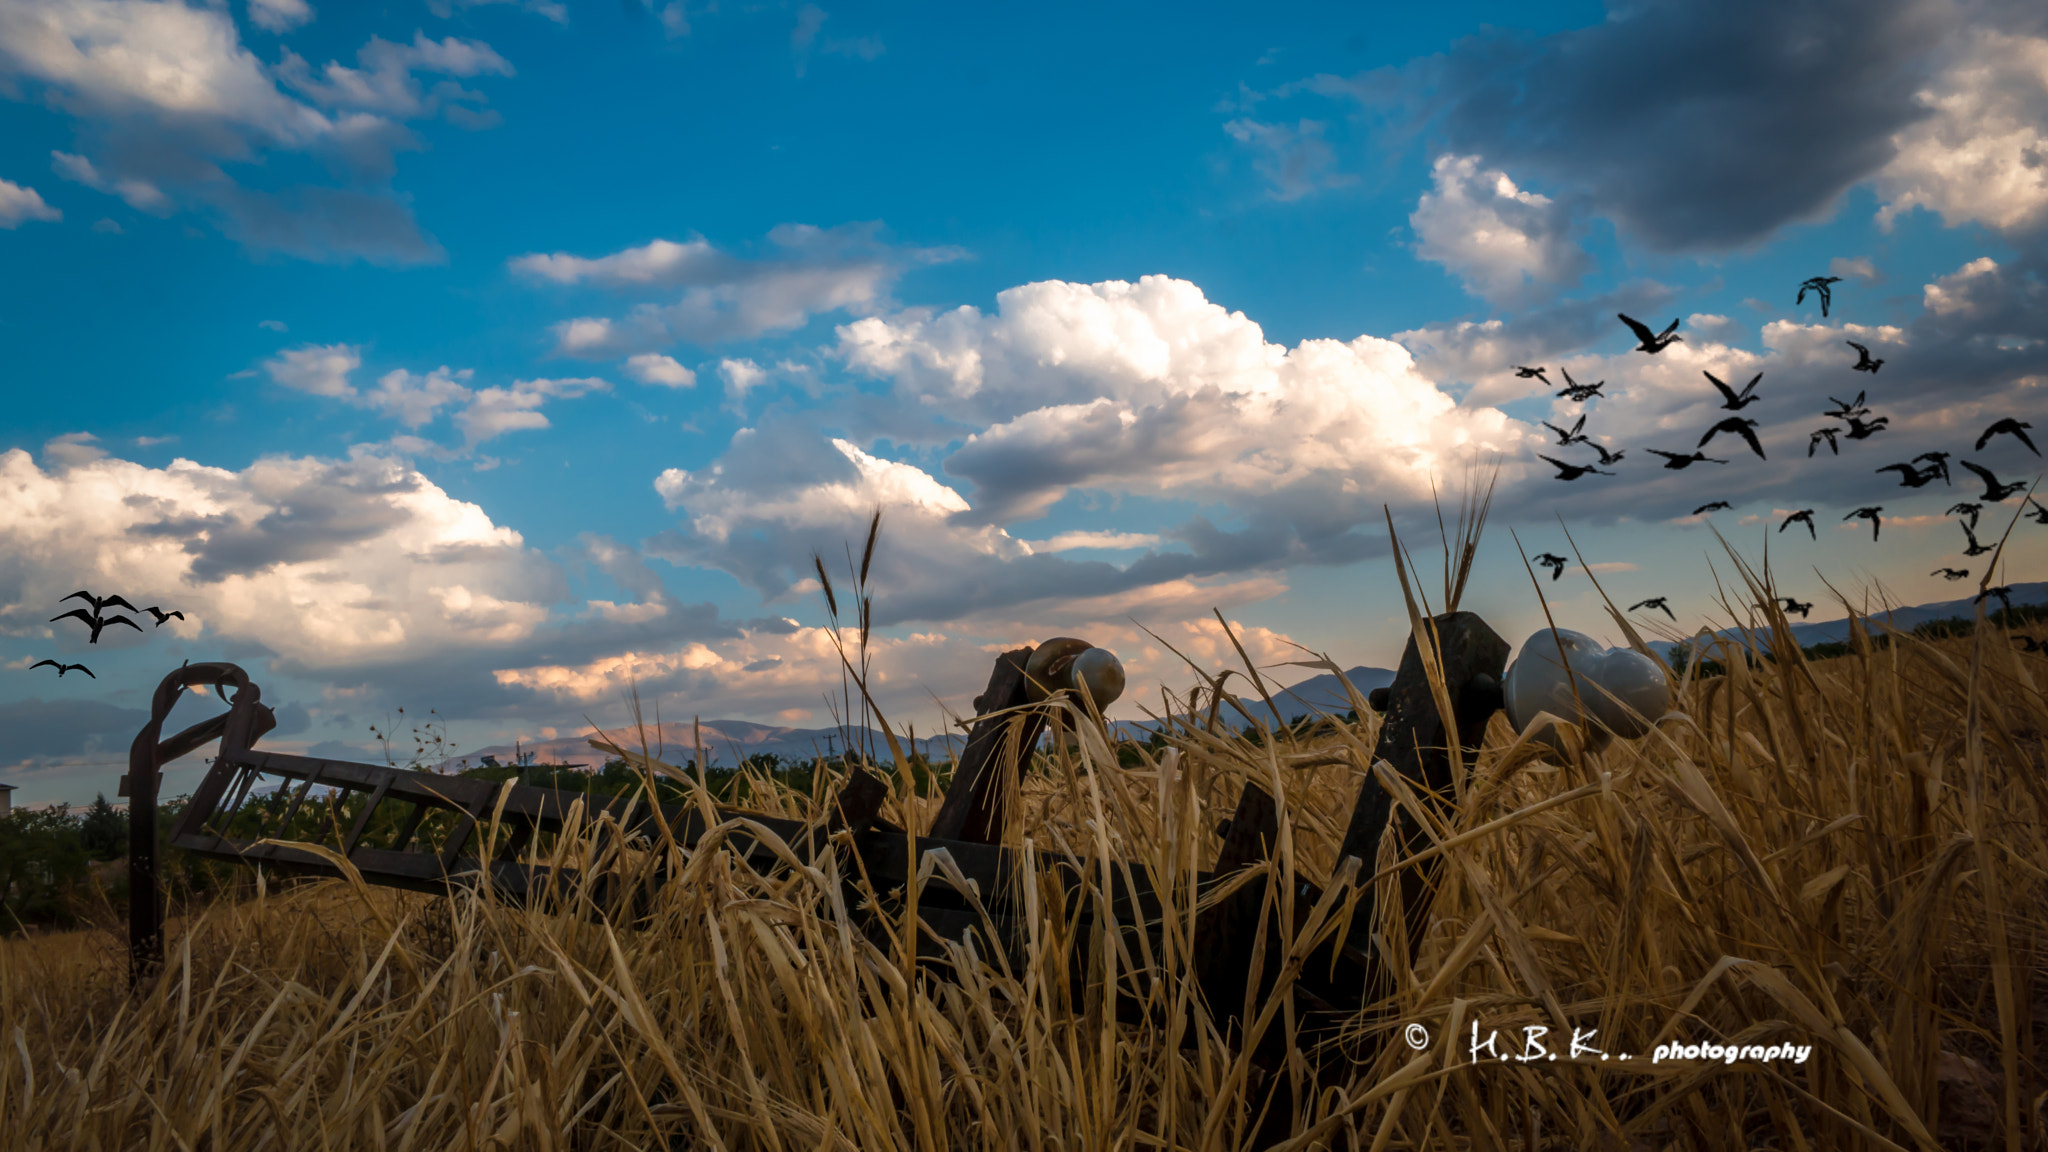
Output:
[
  {"xmin": 1642, "ymin": 580, "xmax": 2046, "ymax": 658},
  {"xmin": 441, "ymin": 581, "xmax": 2039, "ymax": 772},
  {"xmin": 440, "ymin": 664, "xmax": 1400, "ymax": 770}
]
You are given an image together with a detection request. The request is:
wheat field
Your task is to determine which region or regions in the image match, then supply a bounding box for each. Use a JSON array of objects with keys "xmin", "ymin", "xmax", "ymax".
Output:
[{"xmin": 2, "ymin": 559, "xmax": 2043, "ymax": 1151}]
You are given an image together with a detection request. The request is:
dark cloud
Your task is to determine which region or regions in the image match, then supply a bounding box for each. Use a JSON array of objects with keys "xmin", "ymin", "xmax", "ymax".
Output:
[
  {"xmin": 647, "ymin": 508, "xmax": 1381, "ymax": 631},
  {"xmin": 0, "ymin": 698, "xmax": 148, "ymax": 760},
  {"xmin": 1335, "ymin": 0, "xmax": 1980, "ymax": 250},
  {"xmin": 271, "ymin": 701, "xmax": 311, "ymax": 736},
  {"xmin": 1473, "ymin": 257, "xmax": 2048, "ymax": 527},
  {"xmin": 0, "ymin": 7, "xmax": 501, "ymax": 264},
  {"xmin": 126, "ymin": 463, "xmax": 425, "ymax": 581},
  {"xmin": 305, "ymin": 738, "xmax": 379, "ymax": 762},
  {"xmin": 211, "ymin": 185, "xmax": 446, "ymax": 266}
]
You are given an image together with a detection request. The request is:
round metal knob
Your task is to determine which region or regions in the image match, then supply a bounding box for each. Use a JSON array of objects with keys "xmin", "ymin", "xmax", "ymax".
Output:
[{"xmin": 1023, "ymin": 637, "xmax": 1126, "ymax": 708}]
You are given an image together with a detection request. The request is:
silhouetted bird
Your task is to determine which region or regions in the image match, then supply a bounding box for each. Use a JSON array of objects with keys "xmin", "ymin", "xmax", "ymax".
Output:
[
  {"xmin": 1846, "ymin": 341, "xmax": 1884, "ymax": 373},
  {"xmin": 1876, "ymin": 462, "xmax": 1941, "ymax": 488},
  {"xmin": 1948, "ymin": 502, "xmax": 1983, "ymax": 531},
  {"xmin": 1589, "ymin": 443, "xmax": 1627, "ymax": 466},
  {"xmin": 1823, "ymin": 392, "xmax": 1869, "ymax": 420},
  {"xmin": 1809, "ymin": 427, "xmax": 1841, "ymax": 457},
  {"xmin": 2026, "ymin": 498, "xmax": 2048, "ymax": 525},
  {"xmin": 1539, "ymin": 455, "xmax": 1612, "ymax": 480},
  {"xmin": 1629, "ymin": 596, "xmax": 1675, "ymax": 620},
  {"xmin": 1844, "ymin": 414, "xmax": 1889, "ymax": 441},
  {"xmin": 1912, "ymin": 452, "xmax": 1952, "ymax": 485},
  {"xmin": 1845, "ymin": 506, "xmax": 1883, "ymax": 540},
  {"xmin": 1959, "ymin": 460, "xmax": 2027, "ymax": 501},
  {"xmin": 60, "ymin": 590, "xmax": 138, "ymax": 615},
  {"xmin": 1555, "ymin": 367, "xmax": 1605, "ymax": 401},
  {"xmin": 1699, "ymin": 416, "xmax": 1766, "ymax": 460},
  {"xmin": 1976, "ymin": 418, "xmax": 2039, "ymax": 456},
  {"xmin": 1961, "ymin": 524, "xmax": 1995, "ymax": 557},
  {"xmin": 1933, "ymin": 567, "xmax": 1971, "ymax": 581},
  {"xmin": 1648, "ymin": 449, "xmax": 1728, "ymax": 470},
  {"xmin": 49, "ymin": 607, "xmax": 143, "ymax": 644},
  {"xmin": 1692, "ymin": 501, "xmax": 1732, "ymax": 515},
  {"xmin": 1797, "ymin": 275, "xmax": 1843, "ymax": 316},
  {"xmin": 1543, "ymin": 414, "xmax": 1589, "ymax": 446},
  {"xmin": 1705, "ymin": 370, "xmax": 1764, "ymax": 410},
  {"xmin": 1978, "ymin": 585, "xmax": 2015, "ymax": 614},
  {"xmin": 141, "ymin": 606, "xmax": 184, "ymax": 627},
  {"xmin": 29, "ymin": 659, "xmax": 94, "ymax": 679},
  {"xmin": 1619, "ymin": 313, "xmax": 1683, "ymax": 353},
  {"xmin": 1780, "ymin": 597, "xmax": 1813, "ymax": 618},
  {"xmin": 1515, "ymin": 365, "xmax": 1550, "ymax": 384},
  {"xmin": 1534, "ymin": 553, "xmax": 1569, "ymax": 581},
  {"xmin": 1780, "ymin": 509, "xmax": 1817, "ymax": 539}
]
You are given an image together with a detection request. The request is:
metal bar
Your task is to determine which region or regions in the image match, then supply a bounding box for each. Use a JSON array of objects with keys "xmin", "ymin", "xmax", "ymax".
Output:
[
  {"xmin": 390, "ymin": 802, "xmax": 429, "ymax": 853},
  {"xmin": 342, "ymin": 778, "xmax": 394, "ymax": 857},
  {"xmin": 274, "ymin": 762, "xmax": 327, "ymax": 840},
  {"xmin": 211, "ymin": 762, "xmax": 261, "ymax": 843},
  {"xmin": 495, "ymin": 820, "xmax": 534, "ymax": 863},
  {"xmin": 1334, "ymin": 610, "xmax": 1507, "ymax": 960},
  {"xmin": 438, "ymin": 814, "xmax": 479, "ymax": 872}
]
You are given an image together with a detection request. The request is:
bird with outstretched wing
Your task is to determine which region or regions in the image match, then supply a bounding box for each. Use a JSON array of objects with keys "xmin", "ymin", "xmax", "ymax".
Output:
[
  {"xmin": 1704, "ymin": 370, "xmax": 1764, "ymax": 410},
  {"xmin": 1976, "ymin": 418, "xmax": 2038, "ymax": 456},
  {"xmin": 1618, "ymin": 313, "xmax": 1683, "ymax": 353}
]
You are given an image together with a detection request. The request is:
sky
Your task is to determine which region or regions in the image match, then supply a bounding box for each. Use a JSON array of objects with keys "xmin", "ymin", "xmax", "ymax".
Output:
[{"xmin": 2, "ymin": 0, "xmax": 2046, "ymax": 807}]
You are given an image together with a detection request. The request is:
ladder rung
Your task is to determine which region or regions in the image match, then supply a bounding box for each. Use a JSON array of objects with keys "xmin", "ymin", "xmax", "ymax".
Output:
[
  {"xmin": 342, "ymin": 778, "xmax": 394, "ymax": 857},
  {"xmin": 495, "ymin": 821, "xmax": 534, "ymax": 862},
  {"xmin": 275, "ymin": 762, "xmax": 325, "ymax": 836},
  {"xmin": 438, "ymin": 814, "xmax": 478, "ymax": 872},
  {"xmin": 390, "ymin": 802, "xmax": 428, "ymax": 852}
]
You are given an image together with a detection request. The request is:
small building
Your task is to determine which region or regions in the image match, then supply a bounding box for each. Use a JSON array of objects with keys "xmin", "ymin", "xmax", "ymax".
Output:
[{"xmin": 0, "ymin": 782, "xmax": 14, "ymax": 817}]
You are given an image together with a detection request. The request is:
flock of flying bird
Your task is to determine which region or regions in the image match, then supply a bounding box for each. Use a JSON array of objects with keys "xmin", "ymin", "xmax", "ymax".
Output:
[
  {"xmin": 1525, "ymin": 276, "xmax": 2042, "ymax": 625},
  {"xmin": 12, "ymin": 282, "xmax": 2040, "ymax": 688},
  {"xmin": 27, "ymin": 590, "xmax": 183, "ymax": 681}
]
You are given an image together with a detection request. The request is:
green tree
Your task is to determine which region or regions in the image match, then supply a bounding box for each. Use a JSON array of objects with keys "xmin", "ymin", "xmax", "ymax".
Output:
[
  {"xmin": 0, "ymin": 804, "xmax": 91, "ymax": 931},
  {"xmin": 79, "ymin": 792, "xmax": 128, "ymax": 861}
]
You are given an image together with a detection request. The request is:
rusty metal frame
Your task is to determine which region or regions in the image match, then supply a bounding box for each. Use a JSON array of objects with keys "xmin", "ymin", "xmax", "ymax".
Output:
[{"xmin": 124, "ymin": 619, "xmax": 1504, "ymax": 1121}]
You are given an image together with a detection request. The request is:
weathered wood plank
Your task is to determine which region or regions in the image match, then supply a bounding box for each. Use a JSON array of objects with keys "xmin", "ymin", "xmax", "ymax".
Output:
[{"xmin": 927, "ymin": 646, "xmax": 1044, "ymax": 843}]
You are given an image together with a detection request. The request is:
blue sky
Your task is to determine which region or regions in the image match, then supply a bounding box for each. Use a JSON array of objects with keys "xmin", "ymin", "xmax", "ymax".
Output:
[{"xmin": 3, "ymin": 0, "xmax": 2046, "ymax": 806}]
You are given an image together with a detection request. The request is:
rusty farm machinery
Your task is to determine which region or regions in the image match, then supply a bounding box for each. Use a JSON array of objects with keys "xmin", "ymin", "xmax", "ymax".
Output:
[{"xmin": 120, "ymin": 612, "xmax": 1649, "ymax": 1091}]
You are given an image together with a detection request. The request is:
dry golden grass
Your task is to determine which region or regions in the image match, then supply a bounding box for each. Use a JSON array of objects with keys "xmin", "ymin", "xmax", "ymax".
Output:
[{"xmin": 3, "ymin": 583, "xmax": 2044, "ymax": 1150}]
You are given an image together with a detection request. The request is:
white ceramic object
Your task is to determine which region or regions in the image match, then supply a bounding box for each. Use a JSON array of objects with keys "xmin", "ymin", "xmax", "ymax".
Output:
[
  {"xmin": 1502, "ymin": 628, "xmax": 1669, "ymax": 745},
  {"xmin": 1024, "ymin": 638, "xmax": 1128, "ymax": 708},
  {"xmin": 1069, "ymin": 647, "xmax": 1127, "ymax": 708}
]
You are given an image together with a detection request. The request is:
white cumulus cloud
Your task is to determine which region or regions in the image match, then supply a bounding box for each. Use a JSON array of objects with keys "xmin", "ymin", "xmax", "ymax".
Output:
[
  {"xmin": 0, "ymin": 443, "xmax": 555, "ymax": 670},
  {"xmin": 261, "ymin": 344, "xmax": 607, "ymax": 447},
  {"xmin": 1923, "ymin": 256, "xmax": 2001, "ymax": 316},
  {"xmin": 513, "ymin": 223, "xmax": 965, "ymax": 354},
  {"xmin": 246, "ymin": 0, "xmax": 314, "ymax": 34},
  {"xmin": 1410, "ymin": 154, "xmax": 1592, "ymax": 304},
  {"xmin": 0, "ymin": 2, "xmax": 513, "ymax": 261},
  {"xmin": 455, "ymin": 377, "xmax": 610, "ymax": 446},
  {"xmin": 1876, "ymin": 27, "xmax": 2048, "ymax": 236},
  {"xmin": 623, "ymin": 353, "xmax": 695, "ymax": 387},
  {"xmin": 0, "ymin": 177, "xmax": 60, "ymax": 227},
  {"xmin": 264, "ymin": 342, "xmax": 361, "ymax": 398},
  {"xmin": 838, "ymin": 274, "xmax": 1531, "ymax": 523},
  {"xmin": 367, "ymin": 366, "xmax": 475, "ymax": 428}
]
